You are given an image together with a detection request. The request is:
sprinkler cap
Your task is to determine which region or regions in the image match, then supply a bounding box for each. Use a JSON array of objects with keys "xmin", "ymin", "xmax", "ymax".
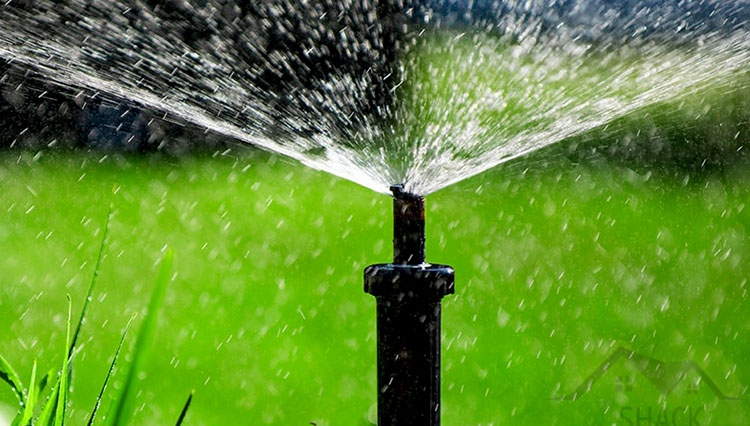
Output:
[
  {"xmin": 364, "ymin": 263, "xmax": 455, "ymax": 301},
  {"xmin": 390, "ymin": 184, "xmax": 421, "ymax": 201}
]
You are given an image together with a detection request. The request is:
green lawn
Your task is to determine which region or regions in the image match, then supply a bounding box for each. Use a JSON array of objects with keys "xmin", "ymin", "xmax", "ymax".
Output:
[
  {"xmin": 0, "ymin": 122, "xmax": 749, "ymax": 425},
  {"xmin": 1, "ymin": 26, "xmax": 750, "ymax": 426}
]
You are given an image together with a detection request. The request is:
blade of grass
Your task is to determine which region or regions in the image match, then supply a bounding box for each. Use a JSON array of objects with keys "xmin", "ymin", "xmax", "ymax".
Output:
[
  {"xmin": 85, "ymin": 314, "xmax": 136, "ymax": 426},
  {"xmin": 14, "ymin": 359, "xmax": 38, "ymax": 426},
  {"xmin": 34, "ymin": 366, "xmax": 59, "ymax": 425},
  {"xmin": 68, "ymin": 203, "xmax": 113, "ymax": 356},
  {"xmin": 10, "ymin": 410, "xmax": 22, "ymax": 426},
  {"xmin": 71, "ymin": 203, "xmax": 113, "ymax": 356},
  {"xmin": 53, "ymin": 297, "xmax": 73, "ymax": 426},
  {"xmin": 8, "ymin": 361, "xmax": 34, "ymax": 426},
  {"xmin": 0, "ymin": 353, "xmax": 25, "ymax": 407},
  {"xmin": 36, "ymin": 372, "xmax": 60, "ymax": 425},
  {"xmin": 108, "ymin": 250, "xmax": 174, "ymax": 426},
  {"xmin": 35, "ymin": 368, "xmax": 55, "ymax": 404},
  {"xmin": 174, "ymin": 391, "xmax": 194, "ymax": 426}
]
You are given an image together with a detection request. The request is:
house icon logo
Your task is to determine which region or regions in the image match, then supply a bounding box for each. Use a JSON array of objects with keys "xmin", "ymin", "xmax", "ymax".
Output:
[{"xmin": 551, "ymin": 346, "xmax": 740, "ymax": 401}]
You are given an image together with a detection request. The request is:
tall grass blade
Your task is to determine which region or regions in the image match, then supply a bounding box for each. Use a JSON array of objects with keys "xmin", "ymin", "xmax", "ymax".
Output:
[
  {"xmin": 36, "ymin": 374, "xmax": 59, "ymax": 426},
  {"xmin": 33, "ymin": 300, "xmax": 73, "ymax": 426},
  {"xmin": 34, "ymin": 366, "xmax": 59, "ymax": 426},
  {"xmin": 71, "ymin": 203, "xmax": 113, "ymax": 356},
  {"xmin": 108, "ymin": 250, "xmax": 174, "ymax": 426},
  {"xmin": 174, "ymin": 391, "xmax": 194, "ymax": 426},
  {"xmin": 36, "ymin": 368, "xmax": 54, "ymax": 403},
  {"xmin": 85, "ymin": 315, "xmax": 136, "ymax": 426},
  {"xmin": 53, "ymin": 297, "xmax": 73, "ymax": 426},
  {"xmin": 13, "ymin": 359, "xmax": 38, "ymax": 426},
  {"xmin": 0, "ymin": 354, "xmax": 25, "ymax": 407}
]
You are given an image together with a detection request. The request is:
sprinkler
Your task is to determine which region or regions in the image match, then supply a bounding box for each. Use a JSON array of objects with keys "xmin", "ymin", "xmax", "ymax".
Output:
[{"xmin": 365, "ymin": 184, "xmax": 455, "ymax": 425}]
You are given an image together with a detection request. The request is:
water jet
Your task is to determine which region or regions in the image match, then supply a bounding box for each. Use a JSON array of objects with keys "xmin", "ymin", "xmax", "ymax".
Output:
[{"xmin": 365, "ymin": 184, "xmax": 454, "ymax": 425}]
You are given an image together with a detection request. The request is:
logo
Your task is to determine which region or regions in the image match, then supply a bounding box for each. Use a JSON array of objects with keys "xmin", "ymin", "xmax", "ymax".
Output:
[{"xmin": 551, "ymin": 346, "xmax": 742, "ymax": 425}]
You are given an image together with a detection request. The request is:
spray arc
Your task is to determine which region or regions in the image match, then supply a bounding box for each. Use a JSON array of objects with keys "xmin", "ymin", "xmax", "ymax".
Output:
[{"xmin": 365, "ymin": 184, "xmax": 455, "ymax": 425}]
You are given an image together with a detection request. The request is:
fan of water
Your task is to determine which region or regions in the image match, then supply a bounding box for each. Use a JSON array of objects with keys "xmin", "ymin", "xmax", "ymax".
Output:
[{"xmin": 0, "ymin": 1, "xmax": 748, "ymax": 195}]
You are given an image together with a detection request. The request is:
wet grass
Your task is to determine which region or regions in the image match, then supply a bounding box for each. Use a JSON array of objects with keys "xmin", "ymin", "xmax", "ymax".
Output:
[
  {"xmin": 0, "ymin": 214, "xmax": 187, "ymax": 426},
  {"xmin": 0, "ymin": 132, "xmax": 748, "ymax": 425}
]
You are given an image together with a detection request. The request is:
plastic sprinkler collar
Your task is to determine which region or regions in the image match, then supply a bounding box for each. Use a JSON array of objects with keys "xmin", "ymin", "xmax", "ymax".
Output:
[{"xmin": 364, "ymin": 184, "xmax": 455, "ymax": 426}]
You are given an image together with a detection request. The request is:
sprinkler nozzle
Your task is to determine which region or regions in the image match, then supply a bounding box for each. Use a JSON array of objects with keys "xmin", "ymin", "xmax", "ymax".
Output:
[{"xmin": 390, "ymin": 184, "xmax": 425, "ymax": 265}]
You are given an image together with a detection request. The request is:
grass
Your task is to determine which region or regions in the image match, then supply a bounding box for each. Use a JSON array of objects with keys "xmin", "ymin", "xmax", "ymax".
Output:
[
  {"xmin": 0, "ymin": 127, "xmax": 748, "ymax": 425},
  {"xmin": 0, "ymin": 212, "xmax": 187, "ymax": 426},
  {"xmin": 0, "ymin": 150, "xmax": 385, "ymax": 425}
]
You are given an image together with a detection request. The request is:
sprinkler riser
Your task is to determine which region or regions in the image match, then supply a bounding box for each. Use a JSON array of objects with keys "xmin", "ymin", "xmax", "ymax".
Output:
[
  {"xmin": 391, "ymin": 184, "xmax": 426, "ymax": 265},
  {"xmin": 365, "ymin": 263, "xmax": 454, "ymax": 426},
  {"xmin": 365, "ymin": 185, "xmax": 454, "ymax": 426}
]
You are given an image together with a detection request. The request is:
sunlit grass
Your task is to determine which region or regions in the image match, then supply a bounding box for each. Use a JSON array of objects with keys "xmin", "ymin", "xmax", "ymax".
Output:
[
  {"xmin": 0, "ymin": 216, "xmax": 189, "ymax": 425},
  {"xmin": 0, "ymin": 132, "xmax": 748, "ymax": 425}
]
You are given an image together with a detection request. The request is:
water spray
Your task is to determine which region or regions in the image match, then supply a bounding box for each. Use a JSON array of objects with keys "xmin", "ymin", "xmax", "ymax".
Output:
[{"xmin": 365, "ymin": 184, "xmax": 455, "ymax": 425}]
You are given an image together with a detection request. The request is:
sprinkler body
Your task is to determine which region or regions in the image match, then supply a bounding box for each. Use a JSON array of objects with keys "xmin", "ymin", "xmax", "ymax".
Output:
[{"xmin": 365, "ymin": 185, "xmax": 454, "ymax": 426}]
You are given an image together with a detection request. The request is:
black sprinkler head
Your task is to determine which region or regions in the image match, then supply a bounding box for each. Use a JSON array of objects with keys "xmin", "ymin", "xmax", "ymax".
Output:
[{"xmin": 364, "ymin": 183, "xmax": 455, "ymax": 426}]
